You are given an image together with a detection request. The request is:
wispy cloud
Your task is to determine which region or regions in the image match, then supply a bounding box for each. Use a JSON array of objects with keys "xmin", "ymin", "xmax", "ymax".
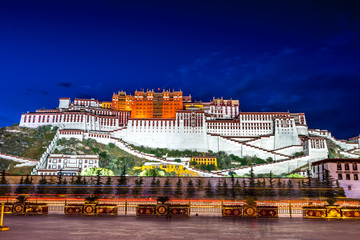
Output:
[{"xmin": 58, "ymin": 82, "xmax": 72, "ymax": 88}]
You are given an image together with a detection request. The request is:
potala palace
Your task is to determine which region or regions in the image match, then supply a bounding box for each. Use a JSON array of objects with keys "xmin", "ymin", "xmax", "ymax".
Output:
[{"xmin": 19, "ymin": 89, "xmax": 360, "ymax": 176}]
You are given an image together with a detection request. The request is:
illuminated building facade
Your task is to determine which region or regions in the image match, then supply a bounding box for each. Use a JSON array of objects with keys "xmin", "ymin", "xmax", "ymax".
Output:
[
  {"xmin": 135, "ymin": 162, "xmax": 199, "ymax": 177},
  {"xmin": 19, "ymin": 88, "xmax": 360, "ymax": 177},
  {"xmin": 191, "ymin": 156, "xmax": 217, "ymax": 167},
  {"xmin": 112, "ymin": 89, "xmax": 185, "ymax": 118}
]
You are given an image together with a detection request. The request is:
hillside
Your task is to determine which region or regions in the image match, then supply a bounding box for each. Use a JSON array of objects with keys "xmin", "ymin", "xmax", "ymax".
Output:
[
  {"xmin": 54, "ymin": 138, "xmax": 146, "ymax": 175},
  {"xmin": 0, "ymin": 125, "xmax": 57, "ymax": 175},
  {"xmin": 0, "ymin": 125, "xmax": 57, "ymax": 158}
]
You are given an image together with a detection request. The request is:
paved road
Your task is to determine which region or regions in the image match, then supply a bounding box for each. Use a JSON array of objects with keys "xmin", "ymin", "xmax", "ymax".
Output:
[{"xmin": 1, "ymin": 215, "xmax": 360, "ymax": 240}]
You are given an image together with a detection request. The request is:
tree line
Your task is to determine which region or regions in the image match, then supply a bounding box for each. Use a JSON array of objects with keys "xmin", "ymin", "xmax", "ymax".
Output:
[{"xmin": 0, "ymin": 168, "xmax": 345, "ymax": 200}]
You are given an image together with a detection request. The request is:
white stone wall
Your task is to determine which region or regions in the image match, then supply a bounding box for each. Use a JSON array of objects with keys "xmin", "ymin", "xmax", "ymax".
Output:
[
  {"xmin": 19, "ymin": 112, "xmax": 121, "ymax": 132},
  {"xmin": 339, "ymin": 150, "xmax": 360, "ymax": 158},
  {"xmin": 124, "ymin": 124, "xmax": 209, "ymax": 151},
  {"xmin": 274, "ymin": 145, "xmax": 303, "ymax": 156},
  {"xmin": 244, "ymin": 135, "xmax": 275, "ymax": 150},
  {"xmin": 274, "ymin": 117, "xmax": 300, "ymax": 149},
  {"xmin": 215, "ymin": 155, "xmax": 311, "ymax": 176},
  {"xmin": 295, "ymin": 125, "xmax": 308, "ymax": 136},
  {"xmin": 304, "ymin": 138, "xmax": 329, "ymax": 160}
]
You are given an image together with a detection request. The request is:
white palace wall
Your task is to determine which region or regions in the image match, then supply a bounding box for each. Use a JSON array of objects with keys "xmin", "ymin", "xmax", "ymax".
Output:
[
  {"xmin": 274, "ymin": 117, "xmax": 300, "ymax": 149},
  {"xmin": 273, "ymin": 145, "xmax": 303, "ymax": 156},
  {"xmin": 244, "ymin": 136, "xmax": 275, "ymax": 150},
  {"xmin": 19, "ymin": 112, "xmax": 123, "ymax": 132},
  {"xmin": 20, "ymin": 100, "xmax": 324, "ymax": 165},
  {"xmin": 124, "ymin": 119, "xmax": 209, "ymax": 151}
]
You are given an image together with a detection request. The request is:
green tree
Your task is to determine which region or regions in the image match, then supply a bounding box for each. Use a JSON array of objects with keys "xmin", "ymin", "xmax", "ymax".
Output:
[
  {"xmin": 234, "ymin": 179, "xmax": 241, "ymax": 198},
  {"xmin": 23, "ymin": 175, "xmax": 35, "ymax": 194},
  {"xmin": 305, "ymin": 172, "xmax": 315, "ymax": 199},
  {"xmin": 229, "ymin": 173, "xmax": 236, "ymax": 199},
  {"xmin": 36, "ymin": 176, "xmax": 48, "ymax": 195},
  {"xmin": 247, "ymin": 167, "xmax": 256, "ymax": 198},
  {"xmin": 74, "ymin": 176, "xmax": 87, "ymax": 196},
  {"xmin": 103, "ymin": 176, "xmax": 113, "ymax": 196},
  {"xmin": 186, "ymin": 179, "xmax": 195, "ymax": 198},
  {"xmin": 155, "ymin": 179, "xmax": 161, "ymax": 194},
  {"xmin": 94, "ymin": 170, "xmax": 104, "ymax": 196},
  {"xmin": 264, "ymin": 172, "xmax": 276, "ymax": 198},
  {"xmin": 175, "ymin": 179, "xmax": 183, "ymax": 198},
  {"xmin": 15, "ymin": 176, "xmax": 24, "ymax": 194},
  {"xmin": 62, "ymin": 177, "xmax": 68, "ymax": 195},
  {"xmin": 163, "ymin": 178, "xmax": 172, "ymax": 196},
  {"xmin": 0, "ymin": 171, "xmax": 11, "ymax": 196},
  {"xmin": 82, "ymin": 176, "xmax": 89, "ymax": 195},
  {"xmin": 255, "ymin": 178, "xmax": 263, "ymax": 197},
  {"xmin": 117, "ymin": 175, "xmax": 129, "ymax": 196},
  {"xmin": 277, "ymin": 178, "xmax": 286, "ymax": 198},
  {"xmin": 216, "ymin": 178, "xmax": 222, "ymax": 197},
  {"xmin": 150, "ymin": 178, "xmax": 160, "ymax": 196},
  {"xmin": 56, "ymin": 171, "xmax": 67, "ymax": 195},
  {"xmin": 81, "ymin": 167, "xmax": 115, "ymax": 176},
  {"xmin": 298, "ymin": 179, "xmax": 306, "ymax": 197},
  {"xmin": 222, "ymin": 179, "xmax": 229, "ymax": 197},
  {"xmin": 287, "ymin": 180, "xmax": 295, "ymax": 199},
  {"xmin": 242, "ymin": 178, "xmax": 247, "ymax": 197},
  {"xmin": 322, "ymin": 169, "xmax": 336, "ymax": 199},
  {"xmin": 205, "ymin": 180, "xmax": 214, "ymax": 198},
  {"xmin": 313, "ymin": 175, "xmax": 322, "ymax": 199},
  {"xmin": 335, "ymin": 180, "xmax": 345, "ymax": 197},
  {"xmin": 196, "ymin": 178, "xmax": 204, "ymax": 192},
  {"xmin": 132, "ymin": 178, "xmax": 143, "ymax": 196}
]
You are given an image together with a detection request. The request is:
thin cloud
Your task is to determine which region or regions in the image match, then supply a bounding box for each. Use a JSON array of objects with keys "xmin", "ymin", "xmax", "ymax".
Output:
[{"xmin": 58, "ymin": 82, "xmax": 72, "ymax": 88}]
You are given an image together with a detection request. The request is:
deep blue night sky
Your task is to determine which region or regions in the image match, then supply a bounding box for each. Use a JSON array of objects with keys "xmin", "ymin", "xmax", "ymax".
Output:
[{"xmin": 0, "ymin": 1, "xmax": 359, "ymax": 139}]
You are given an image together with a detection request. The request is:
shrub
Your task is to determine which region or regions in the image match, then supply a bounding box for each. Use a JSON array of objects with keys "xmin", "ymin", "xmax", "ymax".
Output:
[
  {"xmin": 16, "ymin": 195, "xmax": 29, "ymax": 203},
  {"xmin": 85, "ymin": 195, "xmax": 99, "ymax": 203}
]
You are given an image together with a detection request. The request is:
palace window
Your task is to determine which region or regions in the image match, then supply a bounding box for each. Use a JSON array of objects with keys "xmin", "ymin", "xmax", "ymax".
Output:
[
  {"xmin": 353, "ymin": 163, "xmax": 358, "ymax": 171},
  {"xmin": 337, "ymin": 163, "xmax": 342, "ymax": 170},
  {"xmin": 338, "ymin": 174, "xmax": 343, "ymax": 180},
  {"xmin": 346, "ymin": 174, "xmax": 351, "ymax": 180},
  {"xmin": 354, "ymin": 174, "xmax": 359, "ymax": 181},
  {"xmin": 345, "ymin": 163, "xmax": 350, "ymax": 170}
]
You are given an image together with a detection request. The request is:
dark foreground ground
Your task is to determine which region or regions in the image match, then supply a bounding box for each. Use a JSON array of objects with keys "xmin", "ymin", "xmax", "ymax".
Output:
[{"xmin": 1, "ymin": 215, "xmax": 360, "ymax": 240}]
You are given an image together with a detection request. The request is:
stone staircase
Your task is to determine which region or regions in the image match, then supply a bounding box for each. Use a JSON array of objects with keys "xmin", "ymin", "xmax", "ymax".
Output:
[{"xmin": 219, "ymin": 135, "xmax": 290, "ymax": 160}]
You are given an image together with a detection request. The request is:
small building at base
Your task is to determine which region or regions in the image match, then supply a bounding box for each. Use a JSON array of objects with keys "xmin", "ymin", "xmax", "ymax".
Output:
[
  {"xmin": 38, "ymin": 154, "xmax": 99, "ymax": 176},
  {"xmin": 312, "ymin": 158, "xmax": 360, "ymax": 199}
]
